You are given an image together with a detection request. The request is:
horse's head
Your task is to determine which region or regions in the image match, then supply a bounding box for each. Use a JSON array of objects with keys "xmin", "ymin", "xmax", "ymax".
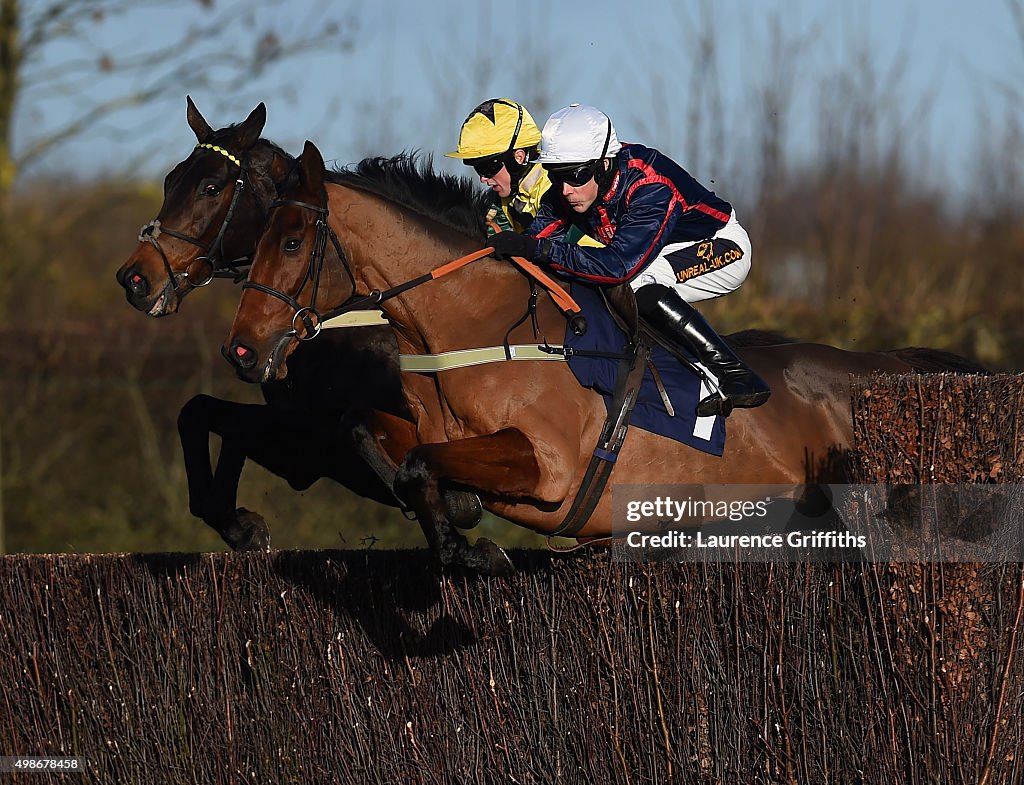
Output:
[
  {"xmin": 223, "ymin": 140, "xmax": 355, "ymax": 383},
  {"xmin": 115, "ymin": 96, "xmax": 290, "ymax": 316}
]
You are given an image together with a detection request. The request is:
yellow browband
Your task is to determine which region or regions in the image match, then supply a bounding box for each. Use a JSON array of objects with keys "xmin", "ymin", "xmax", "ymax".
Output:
[{"xmin": 195, "ymin": 142, "xmax": 241, "ymax": 167}]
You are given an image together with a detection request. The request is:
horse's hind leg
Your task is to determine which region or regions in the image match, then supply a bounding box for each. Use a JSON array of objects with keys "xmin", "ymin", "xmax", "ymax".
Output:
[{"xmin": 394, "ymin": 428, "xmax": 547, "ymax": 576}]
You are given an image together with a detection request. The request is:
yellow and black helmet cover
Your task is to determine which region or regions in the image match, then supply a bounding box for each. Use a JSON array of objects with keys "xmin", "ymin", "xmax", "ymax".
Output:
[{"xmin": 447, "ymin": 98, "xmax": 542, "ymax": 159}]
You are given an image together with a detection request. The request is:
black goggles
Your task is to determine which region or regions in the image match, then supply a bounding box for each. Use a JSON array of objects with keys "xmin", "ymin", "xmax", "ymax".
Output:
[
  {"xmin": 468, "ymin": 155, "xmax": 507, "ymax": 179},
  {"xmin": 546, "ymin": 161, "xmax": 598, "ymax": 187}
]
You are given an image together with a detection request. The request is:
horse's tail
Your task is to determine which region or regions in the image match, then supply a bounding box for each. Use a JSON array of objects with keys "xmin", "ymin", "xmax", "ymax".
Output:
[
  {"xmin": 724, "ymin": 329, "xmax": 990, "ymax": 374},
  {"xmin": 725, "ymin": 329, "xmax": 797, "ymax": 348},
  {"xmin": 885, "ymin": 346, "xmax": 990, "ymax": 375}
]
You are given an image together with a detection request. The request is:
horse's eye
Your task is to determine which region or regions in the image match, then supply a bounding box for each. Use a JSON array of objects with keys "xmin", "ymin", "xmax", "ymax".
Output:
[
  {"xmin": 283, "ymin": 238, "xmax": 302, "ymax": 253},
  {"xmin": 203, "ymin": 183, "xmax": 222, "ymax": 197}
]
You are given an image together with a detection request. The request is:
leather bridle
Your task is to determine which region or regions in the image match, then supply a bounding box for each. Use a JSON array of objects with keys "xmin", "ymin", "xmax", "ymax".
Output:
[
  {"xmin": 240, "ymin": 197, "xmax": 361, "ymax": 341},
  {"xmin": 137, "ymin": 142, "xmax": 260, "ymax": 297}
]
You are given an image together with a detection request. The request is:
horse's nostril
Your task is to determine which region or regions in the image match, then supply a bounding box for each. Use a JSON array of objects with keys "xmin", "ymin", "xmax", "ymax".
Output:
[
  {"xmin": 229, "ymin": 341, "xmax": 258, "ymax": 370},
  {"xmin": 124, "ymin": 267, "xmax": 150, "ymax": 297}
]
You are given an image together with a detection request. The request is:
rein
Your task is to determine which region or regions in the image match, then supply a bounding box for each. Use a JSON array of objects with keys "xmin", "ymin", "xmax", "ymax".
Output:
[
  {"xmin": 241, "ymin": 194, "xmax": 584, "ymax": 342},
  {"xmin": 138, "ymin": 143, "xmax": 258, "ymax": 296},
  {"xmin": 485, "ymin": 218, "xmax": 583, "ymax": 319}
]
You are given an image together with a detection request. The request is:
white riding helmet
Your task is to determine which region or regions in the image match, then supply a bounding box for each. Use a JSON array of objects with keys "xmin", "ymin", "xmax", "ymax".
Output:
[{"xmin": 532, "ymin": 104, "xmax": 622, "ymax": 165}]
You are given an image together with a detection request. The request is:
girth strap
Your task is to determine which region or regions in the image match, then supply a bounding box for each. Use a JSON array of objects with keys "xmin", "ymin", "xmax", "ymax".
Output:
[{"xmin": 550, "ymin": 334, "xmax": 652, "ymax": 538}]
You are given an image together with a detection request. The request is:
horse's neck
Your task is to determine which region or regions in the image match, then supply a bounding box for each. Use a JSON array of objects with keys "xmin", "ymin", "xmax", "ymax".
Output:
[
  {"xmin": 325, "ymin": 185, "xmax": 566, "ymax": 354},
  {"xmin": 261, "ymin": 328, "xmax": 405, "ymax": 416}
]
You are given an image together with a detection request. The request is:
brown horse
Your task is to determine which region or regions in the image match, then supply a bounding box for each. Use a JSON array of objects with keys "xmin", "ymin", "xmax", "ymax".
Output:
[
  {"xmin": 223, "ymin": 140, "xmax": 984, "ymax": 565},
  {"xmin": 113, "ymin": 100, "xmax": 797, "ymax": 566},
  {"xmin": 113, "ymin": 100, "xmax": 490, "ymax": 552}
]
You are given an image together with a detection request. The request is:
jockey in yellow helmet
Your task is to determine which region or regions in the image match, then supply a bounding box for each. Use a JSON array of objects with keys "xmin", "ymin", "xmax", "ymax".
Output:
[
  {"xmin": 447, "ymin": 98, "xmax": 549, "ymax": 234},
  {"xmin": 448, "ymin": 98, "xmax": 601, "ymax": 248}
]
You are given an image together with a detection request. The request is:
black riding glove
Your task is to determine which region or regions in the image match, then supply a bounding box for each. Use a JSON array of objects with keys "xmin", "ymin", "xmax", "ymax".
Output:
[{"xmin": 489, "ymin": 231, "xmax": 539, "ymax": 261}]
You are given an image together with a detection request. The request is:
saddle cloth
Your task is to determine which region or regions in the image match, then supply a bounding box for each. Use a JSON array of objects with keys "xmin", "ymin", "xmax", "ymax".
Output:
[{"xmin": 561, "ymin": 283, "xmax": 726, "ymax": 457}]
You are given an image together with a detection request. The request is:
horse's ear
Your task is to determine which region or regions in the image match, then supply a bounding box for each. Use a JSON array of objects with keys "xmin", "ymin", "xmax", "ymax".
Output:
[
  {"xmin": 234, "ymin": 102, "xmax": 268, "ymax": 151},
  {"xmin": 268, "ymin": 149, "xmax": 292, "ymax": 184},
  {"xmin": 299, "ymin": 140, "xmax": 325, "ymax": 192},
  {"xmin": 186, "ymin": 95, "xmax": 214, "ymax": 142}
]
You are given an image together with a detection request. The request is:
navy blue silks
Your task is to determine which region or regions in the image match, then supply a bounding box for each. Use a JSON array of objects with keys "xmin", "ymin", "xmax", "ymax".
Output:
[{"xmin": 561, "ymin": 283, "xmax": 726, "ymax": 457}]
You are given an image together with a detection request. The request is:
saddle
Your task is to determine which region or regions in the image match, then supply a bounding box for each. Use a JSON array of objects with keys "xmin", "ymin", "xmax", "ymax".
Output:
[{"xmin": 551, "ymin": 283, "xmax": 726, "ymax": 537}]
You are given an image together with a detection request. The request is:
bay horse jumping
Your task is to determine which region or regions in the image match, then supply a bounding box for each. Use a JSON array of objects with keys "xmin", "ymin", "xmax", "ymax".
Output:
[
  {"xmin": 222, "ymin": 140, "xmax": 985, "ymax": 567},
  {"xmin": 114, "ymin": 99, "xmax": 487, "ymax": 552},
  {"xmin": 113, "ymin": 99, "xmax": 794, "ymax": 565}
]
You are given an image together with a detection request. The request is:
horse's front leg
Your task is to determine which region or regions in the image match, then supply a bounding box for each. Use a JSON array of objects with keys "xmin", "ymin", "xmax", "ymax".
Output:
[
  {"xmin": 346, "ymin": 409, "xmax": 418, "ymax": 505},
  {"xmin": 177, "ymin": 394, "xmax": 254, "ymax": 549},
  {"xmin": 177, "ymin": 394, "xmax": 273, "ymax": 551},
  {"xmin": 394, "ymin": 428, "xmax": 545, "ymax": 576},
  {"xmin": 352, "ymin": 409, "xmax": 486, "ymax": 543}
]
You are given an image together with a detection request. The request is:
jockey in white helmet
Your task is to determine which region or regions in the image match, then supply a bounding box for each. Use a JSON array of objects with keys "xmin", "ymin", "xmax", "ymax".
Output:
[{"xmin": 488, "ymin": 103, "xmax": 769, "ymax": 418}]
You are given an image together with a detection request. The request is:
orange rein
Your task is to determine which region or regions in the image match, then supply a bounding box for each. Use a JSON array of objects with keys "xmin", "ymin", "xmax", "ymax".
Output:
[{"xmin": 427, "ymin": 244, "xmax": 582, "ymax": 318}]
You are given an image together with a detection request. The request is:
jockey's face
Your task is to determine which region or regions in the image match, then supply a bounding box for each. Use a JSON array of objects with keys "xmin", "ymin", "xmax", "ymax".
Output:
[
  {"xmin": 473, "ymin": 149, "xmax": 527, "ymax": 199},
  {"xmin": 549, "ymin": 159, "xmax": 607, "ymax": 213},
  {"xmin": 559, "ymin": 176, "xmax": 600, "ymax": 213},
  {"xmin": 479, "ymin": 165, "xmax": 512, "ymax": 198}
]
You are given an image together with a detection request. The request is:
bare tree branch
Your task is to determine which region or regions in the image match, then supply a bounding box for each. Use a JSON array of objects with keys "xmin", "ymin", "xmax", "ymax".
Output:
[{"xmin": 2, "ymin": 0, "xmax": 360, "ymax": 192}]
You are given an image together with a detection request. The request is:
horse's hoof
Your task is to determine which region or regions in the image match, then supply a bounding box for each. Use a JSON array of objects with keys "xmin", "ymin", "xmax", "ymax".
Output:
[
  {"xmin": 444, "ymin": 490, "xmax": 483, "ymax": 530},
  {"xmin": 472, "ymin": 538, "xmax": 516, "ymax": 577},
  {"xmin": 225, "ymin": 507, "xmax": 271, "ymax": 552}
]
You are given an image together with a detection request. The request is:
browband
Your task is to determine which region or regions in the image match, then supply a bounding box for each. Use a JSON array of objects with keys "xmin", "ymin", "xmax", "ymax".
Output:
[{"xmin": 195, "ymin": 142, "xmax": 241, "ymax": 167}]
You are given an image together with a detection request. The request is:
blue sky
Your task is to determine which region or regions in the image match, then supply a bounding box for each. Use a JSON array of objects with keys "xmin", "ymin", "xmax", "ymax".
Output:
[{"xmin": 18, "ymin": 0, "xmax": 1022, "ymax": 198}]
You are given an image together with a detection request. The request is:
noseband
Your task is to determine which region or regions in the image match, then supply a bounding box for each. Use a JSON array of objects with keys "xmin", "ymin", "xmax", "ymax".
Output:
[
  {"xmin": 240, "ymin": 198, "xmax": 360, "ymax": 341},
  {"xmin": 138, "ymin": 142, "xmax": 258, "ymax": 296}
]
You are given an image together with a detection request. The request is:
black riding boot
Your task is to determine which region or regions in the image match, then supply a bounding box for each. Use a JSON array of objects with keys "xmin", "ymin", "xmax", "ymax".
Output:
[{"xmin": 635, "ymin": 284, "xmax": 771, "ymax": 417}]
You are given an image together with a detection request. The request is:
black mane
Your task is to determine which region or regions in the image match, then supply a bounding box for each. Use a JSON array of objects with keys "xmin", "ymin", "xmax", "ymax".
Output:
[{"xmin": 328, "ymin": 152, "xmax": 489, "ymax": 241}]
